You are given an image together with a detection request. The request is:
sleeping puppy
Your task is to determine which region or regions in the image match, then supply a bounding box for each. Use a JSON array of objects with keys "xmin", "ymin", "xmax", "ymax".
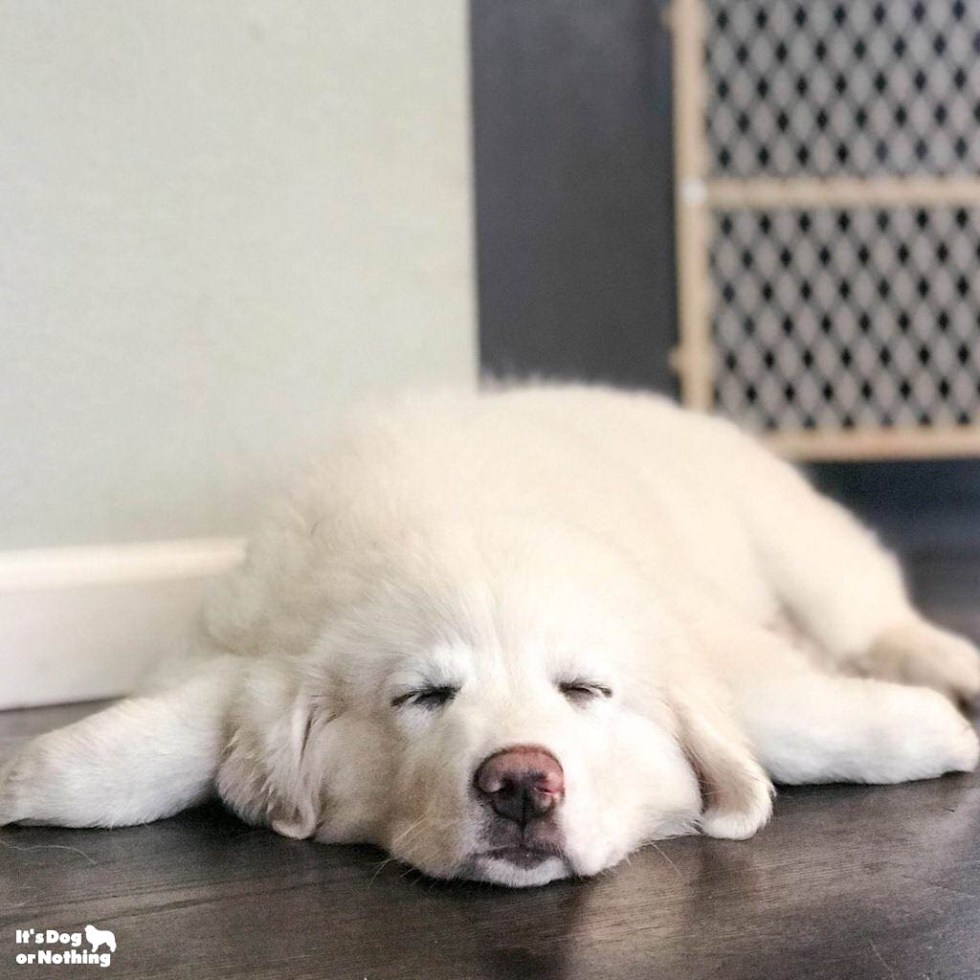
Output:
[{"xmin": 1, "ymin": 384, "xmax": 978, "ymax": 887}]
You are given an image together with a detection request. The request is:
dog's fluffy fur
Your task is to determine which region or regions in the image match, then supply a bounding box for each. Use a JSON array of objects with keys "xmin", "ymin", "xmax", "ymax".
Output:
[{"xmin": 2, "ymin": 385, "xmax": 978, "ymax": 887}]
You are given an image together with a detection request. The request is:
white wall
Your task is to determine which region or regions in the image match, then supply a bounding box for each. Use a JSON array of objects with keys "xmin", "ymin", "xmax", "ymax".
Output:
[
  {"xmin": 0, "ymin": 0, "xmax": 476, "ymax": 550},
  {"xmin": 0, "ymin": 1, "xmax": 476, "ymax": 706}
]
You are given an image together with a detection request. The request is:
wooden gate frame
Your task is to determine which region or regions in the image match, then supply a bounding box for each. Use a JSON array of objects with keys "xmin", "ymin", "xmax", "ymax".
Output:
[{"xmin": 668, "ymin": 0, "xmax": 980, "ymax": 459}]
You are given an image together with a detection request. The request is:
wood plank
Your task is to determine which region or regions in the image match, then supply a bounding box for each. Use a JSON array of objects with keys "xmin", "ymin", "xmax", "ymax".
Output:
[
  {"xmin": 671, "ymin": 0, "xmax": 714, "ymax": 410},
  {"xmin": 765, "ymin": 426, "xmax": 980, "ymax": 461},
  {"xmin": 707, "ymin": 176, "xmax": 980, "ymax": 211}
]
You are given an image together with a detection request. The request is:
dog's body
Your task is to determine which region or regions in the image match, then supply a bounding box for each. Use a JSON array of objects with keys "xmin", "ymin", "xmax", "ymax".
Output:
[{"xmin": 2, "ymin": 385, "xmax": 978, "ymax": 886}]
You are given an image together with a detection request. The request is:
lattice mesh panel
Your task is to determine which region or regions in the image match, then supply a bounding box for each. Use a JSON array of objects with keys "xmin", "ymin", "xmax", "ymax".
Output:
[
  {"xmin": 711, "ymin": 207, "xmax": 980, "ymax": 432},
  {"xmin": 706, "ymin": 1, "xmax": 980, "ymax": 178}
]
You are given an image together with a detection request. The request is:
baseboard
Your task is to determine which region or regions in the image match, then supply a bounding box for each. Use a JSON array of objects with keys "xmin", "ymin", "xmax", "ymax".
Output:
[{"xmin": 0, "ymin": 538, "xmax": 245, "ymax": 710}]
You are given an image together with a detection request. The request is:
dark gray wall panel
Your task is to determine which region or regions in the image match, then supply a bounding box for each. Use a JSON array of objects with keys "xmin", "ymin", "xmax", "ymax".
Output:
[{"xmin": 471, "ymin": 0, "xmax": 677, "ymax": 392}]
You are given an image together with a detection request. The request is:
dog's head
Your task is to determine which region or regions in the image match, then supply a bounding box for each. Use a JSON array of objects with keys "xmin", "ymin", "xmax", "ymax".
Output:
[{"xmin": 215, "ymin": 523, "xmax": 772, "ymax": 886}]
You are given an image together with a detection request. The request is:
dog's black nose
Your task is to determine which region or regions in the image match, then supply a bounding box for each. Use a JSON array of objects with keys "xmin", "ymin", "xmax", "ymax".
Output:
[{"xmin": 473, "ymin": 746, "xmax": 565, "ymax": 826}]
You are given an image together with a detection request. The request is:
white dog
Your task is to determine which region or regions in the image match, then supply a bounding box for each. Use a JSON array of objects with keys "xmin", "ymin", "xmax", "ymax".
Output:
[
  {"xmin": 1, "ymin": 385, "xmax": 977, "ymax": 887},
  {"xmin": 84, "ymin": 925, "xmax": 115, "ymax": 954}
]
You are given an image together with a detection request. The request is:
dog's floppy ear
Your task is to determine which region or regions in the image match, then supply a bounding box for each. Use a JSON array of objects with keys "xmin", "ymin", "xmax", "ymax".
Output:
[
  {"xmin": 215, "ymin": 660, "xmax": 326, "ymax": 840},
  {"xmin": 669, "ymin": 677, "xmax": 773, "ymax": 840},
  {"xmin": 0, "ymin": 656, "xmax": 239, "ymax": 829}
]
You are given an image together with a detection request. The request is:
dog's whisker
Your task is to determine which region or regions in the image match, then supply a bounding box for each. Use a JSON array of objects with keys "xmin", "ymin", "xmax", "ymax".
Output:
[{"xmin": 648, "ymin": 840, "xmax": 683, "ymax": 879}]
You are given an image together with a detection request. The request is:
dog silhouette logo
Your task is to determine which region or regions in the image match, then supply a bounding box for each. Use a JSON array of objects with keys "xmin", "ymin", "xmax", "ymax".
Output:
[{"xmin": 84, "ymin": 925, "xmax": 116, "ymax": 954}]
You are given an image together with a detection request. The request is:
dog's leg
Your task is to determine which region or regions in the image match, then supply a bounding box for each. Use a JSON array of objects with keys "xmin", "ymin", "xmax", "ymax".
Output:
[
  {"xmin": 0, "ymin": 656, "xmax": 239, "ymax": 828},
  {"xmin": 733, "ymin": 657, "xmax": 979, "ymax": 784},
  {"xmin": 738, "ymin": 447, "xmax": 980, "ymax": 704},
  {"xmin": 847, "ymin": 617, "xmax": 980, "ymax": 707}
]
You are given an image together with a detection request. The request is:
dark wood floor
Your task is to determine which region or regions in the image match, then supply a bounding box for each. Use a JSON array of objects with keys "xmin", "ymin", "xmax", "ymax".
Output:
[{"xmin": 2, "ymin": 560, "xmax": 979, "ymax": 980}]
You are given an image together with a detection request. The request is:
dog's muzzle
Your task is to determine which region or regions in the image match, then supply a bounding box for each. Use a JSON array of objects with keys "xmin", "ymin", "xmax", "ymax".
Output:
[{"xmin": 472, "ymin": 745, "xmax": 566, "ymax": 870}]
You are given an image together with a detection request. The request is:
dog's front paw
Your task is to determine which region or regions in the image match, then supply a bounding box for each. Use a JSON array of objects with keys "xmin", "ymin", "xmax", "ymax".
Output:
[
  {"xmin": 0, "ymin": 747, "xmax": 39, "ymax": 826},
  {"xmin": 0, "ymin": 735, "xmax": 80, "ymax": 827},
  {"xmin": 914, "ymin": 690, "xmax": 980, "ymax": 775},
  {"xmin": 876, "ymin": 685, "xmax": 980, "ymax": 781},
  {"xmin": 859, "ymin": 619, "xmax": 980, "ymax": 708}
]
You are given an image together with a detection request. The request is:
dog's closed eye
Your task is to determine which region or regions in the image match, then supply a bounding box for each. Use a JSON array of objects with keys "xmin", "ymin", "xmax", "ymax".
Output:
[
  {"xmin": 391, "ymin": 685, "xmax": 459, "ymax": 710},
  {"xmin": 558, "ymin": 680, "xmax": 613, "ymax": 704}
]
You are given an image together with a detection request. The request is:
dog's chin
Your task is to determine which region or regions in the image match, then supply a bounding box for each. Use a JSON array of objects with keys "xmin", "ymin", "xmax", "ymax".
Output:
[{"xmin": 462, "ymin": 848, "xmax": 574, "ymax": 888}]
